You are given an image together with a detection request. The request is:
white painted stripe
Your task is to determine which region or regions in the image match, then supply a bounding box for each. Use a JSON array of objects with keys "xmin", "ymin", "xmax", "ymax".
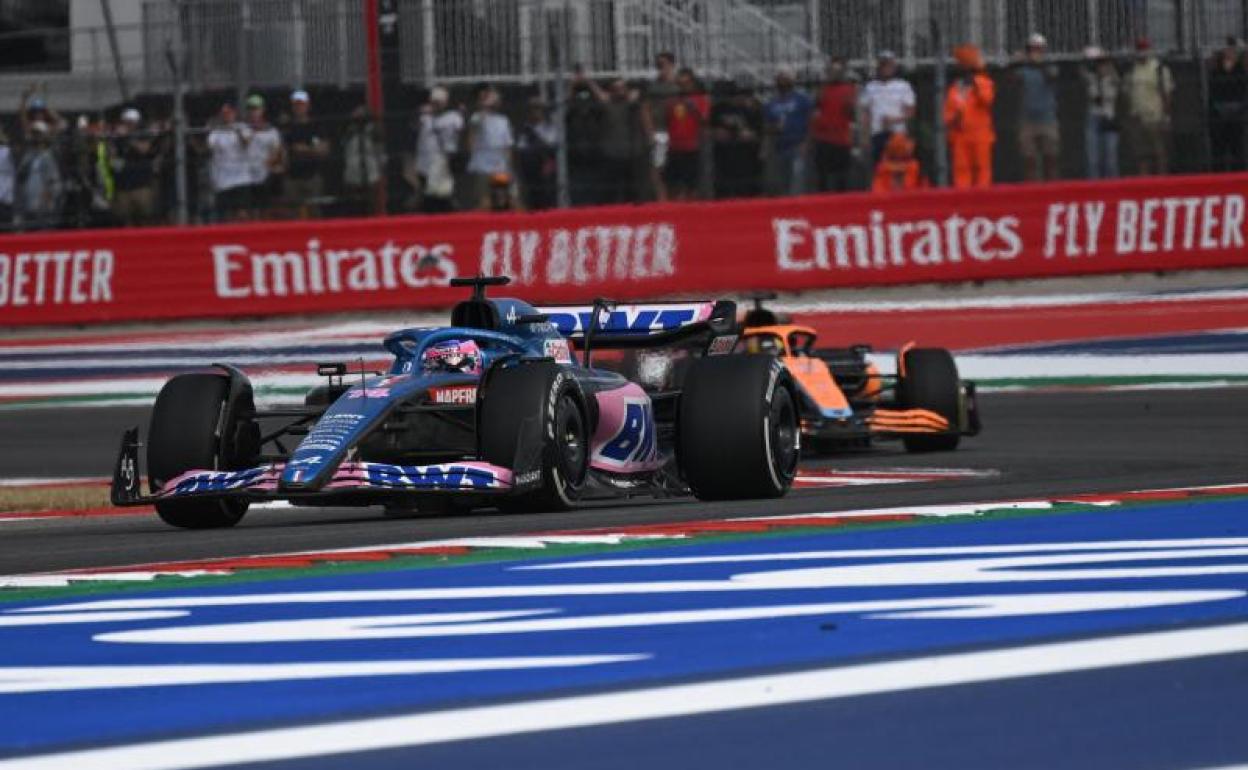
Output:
[
  {"xmin": 775, "ymin": 286, "xmax": 1248, "ymax": 314},
  {"xmin": 2, "ymin": 622, "xmax": 1245, "ymax": 770},
  {"xmin": 0, "ymin": 655, "xmax": 642, "ymax": 694},
  {"xmin": 516, "ymin": 538, "xmax": 1248, "ymax": 570},
  {"xmin": 0, "ymin": 477, "xmax": 107, "ymax": 487},
  {"xmin": 953, "ymin": 353, "xmax": 1248, "ymax": 378}
]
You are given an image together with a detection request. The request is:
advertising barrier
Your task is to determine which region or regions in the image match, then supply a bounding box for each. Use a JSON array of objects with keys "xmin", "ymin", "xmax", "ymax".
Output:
[{"xmin": 3, "ymin": 173, "xmax": 1247, "ymax": 326}]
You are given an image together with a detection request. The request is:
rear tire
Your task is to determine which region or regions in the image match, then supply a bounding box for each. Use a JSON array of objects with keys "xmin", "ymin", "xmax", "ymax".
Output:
[
  {"xmin": 898, "ymin": 348, "xmax": 962, "ymax": 453},
  {"xmin": 479, "ymin": 362, "xmax": 588, "ymax": 512},
  {"xmin": 148, "ymin": 373, "xmax": 256, "ymax": 529},
  {"xmin": 678, "ymin": 355, "xmax": 799, "ymax": 500}
]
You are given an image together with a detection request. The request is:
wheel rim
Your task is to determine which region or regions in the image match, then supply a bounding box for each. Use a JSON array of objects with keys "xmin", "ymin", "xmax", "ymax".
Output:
[
  {"xmin": 555, "ymin": 395, "xmax": 587, "ymax": 486},
  {"xmin": 768, "ymin": 387, "xmax": 799, "ymax": 483}
]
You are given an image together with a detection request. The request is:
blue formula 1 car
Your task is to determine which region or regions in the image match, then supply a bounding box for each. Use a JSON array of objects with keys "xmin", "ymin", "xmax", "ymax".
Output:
[{"xmin": 111, "ymin": 277, "xmax": 801, "ymax": 529}]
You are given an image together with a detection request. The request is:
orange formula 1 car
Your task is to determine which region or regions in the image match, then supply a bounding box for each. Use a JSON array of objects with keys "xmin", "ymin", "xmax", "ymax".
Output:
[{"xmin": 737, "ymin": 321, "xmax": 981, "ymax": 455}]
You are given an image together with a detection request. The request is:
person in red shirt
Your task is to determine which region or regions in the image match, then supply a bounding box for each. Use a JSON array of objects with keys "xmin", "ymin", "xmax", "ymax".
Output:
[
  {"xmin": 810, "ymin": 57, "xmax": 857, "ymax": 192},
  {"xmin": 944, "ymin": 44, "xmax": 996, "ymax": 188},
  {"xmin": 664, "ymin": 67, "xmax": 709, "ymax": 200},
  {"xmin": 872, "ymin": 131, "xmax": 927, "ymax": 192}
]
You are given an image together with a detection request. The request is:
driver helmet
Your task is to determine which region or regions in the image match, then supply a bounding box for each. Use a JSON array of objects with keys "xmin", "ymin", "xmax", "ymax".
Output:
[{"xmin": 421, "ymin": 339, "xmax": 482, "ymax": 375}]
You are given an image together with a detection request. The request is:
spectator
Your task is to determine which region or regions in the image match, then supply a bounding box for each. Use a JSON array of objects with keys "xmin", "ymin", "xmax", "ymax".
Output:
[
  {"xmin": 414, "ymin": 86, "xmax": 464, "ymax": 213},
  {"xmin": 15, "ymin": 121, "xmax": 62, "ymax": 230},
  {"xmin": 515, "ymin": 97, "xmax": 557, "ymax": 211},
  {"xmin": 1013, "ymin": 33, "xmax": 1060, "ymax": 181},
  {"xmin": 591, "ymin": 78, "xmax": 647, "ymax": 204},
  {"xmin": 63, "ymin": 115, "xmax": 115, "ymax": 229},
  {"xmin": 566, "ymin": 76, "xmax": 605, "ymax": 206},
  {"xmin": 1207, "ymin": 40, "xmax": 1246, "ymax": 172},
  {"xmin": 207, "ymin": 102, "xmax": 252, "ymax": 222},
  {"xmin": 342, "ymin": 106, "xmax": 385, "ymax": 216},
  {"xmin": 810, "ymin": 57, "xmax": 857, "ymax": 193},
  {"xmin": 872, "ymin": 131, "xmax": 926, "ymax": 192},
  {"xmin": 859, "ymin": 51, "xmax": 915, "ymax": 164},
  {"xmin": 466, "ymin": 87, "xmax": 514, "ymax": 210},
  {"xmin": 111, "ymin": 108, "xmax": 159, "ymax": 226},
  {"xmin": 464, "ymin": 87, "xmax": 511, "ymax": 209},
  {"xmin": 284, "ymin": 90, "xmax": 330, "ymax": 219},
  {"xmin": 664, "ymin": 67, "xmax": 709, "ymax": 201},
  {"xmin": 1124, "ymin": 38, "xmax": 1174, "ymax": 175},
  {"xmin": 764, "ymin": 69, "xmax": 814, "ymax": 196},
  {"xmin": 18, "ymin": 85, "xmax": 64, "ymax": 143},
  {"xmin": 710, "ymin": 80, "xmax": 763, "ymax": 199},
  {"xmin": 944, "ymin": 44, "xmax": 996, "ymax": 188},
  {"xmin": 0, "ymin": 127, "xmax": 14, "ymax": 230},
  {"xmin": 243, "ymin": 94, "xmax": 285, "ymax": 219},
  {"xmin": 1083, "ymin": 46, "xmax": 1122, "ymax": 179},
  {"xmin": 486, "ymin": 171, "xmax": 517, "ymax": 212},
  {"xmin": 647, "ymin": 52, "xmax": 680, "ymax": 201}
]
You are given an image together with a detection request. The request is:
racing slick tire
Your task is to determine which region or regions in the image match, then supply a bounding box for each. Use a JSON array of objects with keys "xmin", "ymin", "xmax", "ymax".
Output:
[
  {"xmin": 479, "ymin": 362, "xmax": 589, "ymax": 512},
  {"xmin": 147, "ymin": 373, "xmax": 258, "ymax": 529},
  {"xmin": 678, "ymin": 355, "xmax": 799, "ymax": 500},
  {"xmin": 898, "ymin": 347, "xmax": 962, "ymax": 453}
]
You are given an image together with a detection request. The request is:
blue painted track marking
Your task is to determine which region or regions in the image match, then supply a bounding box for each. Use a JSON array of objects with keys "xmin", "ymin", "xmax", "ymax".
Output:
[{"xmin": 1, "ymin": 497, "xmax": 1246, "ymax": 762}]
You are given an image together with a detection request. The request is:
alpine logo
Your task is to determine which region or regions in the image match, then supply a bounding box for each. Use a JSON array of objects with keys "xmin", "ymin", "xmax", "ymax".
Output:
[{"xmin": 429, "ymin": 385, "xmax": 477, "ymax": 405}]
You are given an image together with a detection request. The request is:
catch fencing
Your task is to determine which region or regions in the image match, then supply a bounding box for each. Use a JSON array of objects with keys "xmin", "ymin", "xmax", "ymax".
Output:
[{"xmin": 5, "ymin": 0, "xmax": 1247, "ymax": 106}]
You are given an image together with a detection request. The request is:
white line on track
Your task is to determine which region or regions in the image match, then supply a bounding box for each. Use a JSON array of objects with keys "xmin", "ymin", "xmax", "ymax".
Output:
[{"xmin": 2, "ymin": 622, "xmax": 1245, "ymax": 770}]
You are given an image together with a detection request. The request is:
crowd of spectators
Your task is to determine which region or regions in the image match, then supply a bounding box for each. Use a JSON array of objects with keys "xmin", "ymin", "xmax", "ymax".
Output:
[{"xmin": 4, "ymin": 37, "xmax": 1248, "ymax": 232}]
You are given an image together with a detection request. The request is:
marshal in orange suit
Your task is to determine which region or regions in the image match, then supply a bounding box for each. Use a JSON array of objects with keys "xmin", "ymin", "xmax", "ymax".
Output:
[{"xmin": 944, "ymin": 44, "xmax": 995, "ymax": 188}]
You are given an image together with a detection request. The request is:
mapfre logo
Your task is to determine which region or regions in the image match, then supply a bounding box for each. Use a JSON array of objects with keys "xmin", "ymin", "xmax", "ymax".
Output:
[{"xmin": 430, "ymin": 385, "xmax": 477, "ymax": 404}]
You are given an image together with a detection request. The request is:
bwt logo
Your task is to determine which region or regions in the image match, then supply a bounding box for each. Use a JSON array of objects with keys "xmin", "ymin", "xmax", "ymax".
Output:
[
  {"xmin": 597, "ymin": 399, "xmax": 658, "ymax": 469},
  {"xmin": 364, "ymin": 463, "xmax": 503, "ymax": 489},
  {"xmin": 172, "ymin": 467, "xmax": 268, "ymax": 495},
  {"xmin": 546, "ymin": 307, "xmax": 698, "ymax": 336}
]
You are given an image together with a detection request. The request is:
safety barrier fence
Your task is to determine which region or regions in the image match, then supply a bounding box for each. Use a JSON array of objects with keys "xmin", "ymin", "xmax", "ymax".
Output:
[{"xmin": 1, "ymin": 172, "xmax": 1246, "ymax": 326}]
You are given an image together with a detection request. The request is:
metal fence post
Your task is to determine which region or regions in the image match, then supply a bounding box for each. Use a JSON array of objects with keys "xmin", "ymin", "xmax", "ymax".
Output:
[
  {"xmin": 932, "ymin": 16, "xmax": 947, "ymax": 187},
  {"xmin": 169, "ymin": 0, "xmax": 190, "ymax": 226},
  {"xmin": 238, "ymin": 0, "xmax": 250, "ymax": 105},
  {"xmin": 554, "ymin": 0, "xmax": 571, "ymax": 209},
  {"xmin": 100, "ymin": 0, "xmax": 132, "ymax": 103},
  {"xmin": 1194, "ymin": 0, "xmax": 1212, "ymax": 173},
  {"xmin": 1087, "ymin": 0, "xmax": 1100, "ymax": 49}
]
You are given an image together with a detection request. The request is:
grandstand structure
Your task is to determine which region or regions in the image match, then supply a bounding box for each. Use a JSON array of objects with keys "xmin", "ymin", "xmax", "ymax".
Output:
[{"xmin": 3, "ymin": 0, "xmax": 1247, "ymax": 109}]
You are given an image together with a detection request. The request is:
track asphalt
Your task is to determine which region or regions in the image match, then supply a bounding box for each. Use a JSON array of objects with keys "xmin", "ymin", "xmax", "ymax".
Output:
[{"xmin": 0, "ymin": 387, "xmax": 1244, "ymax": 575}]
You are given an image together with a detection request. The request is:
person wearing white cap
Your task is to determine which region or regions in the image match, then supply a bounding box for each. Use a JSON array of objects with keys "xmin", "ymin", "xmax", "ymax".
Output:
[
  {"xmin": 859, "ymin": 50, "xmax": 916, "ymax": 164},
  {"xmin": 15, "ymin": 119, "xmax": 62, "ymax": 229},
  {"xmin": 112, "ymin": 107, "xmax": 159, "ymax": 226},
  {"xmin": 284, "ymin": 89, "xmax": 329, "ymax": 219},
  {"xmin": 1013, "ymin": 31, "xmax": 1060, "ymax": 181},
  {"xmin": 415, "ymin": 85, "xmax": 464, "ymax": 212}
]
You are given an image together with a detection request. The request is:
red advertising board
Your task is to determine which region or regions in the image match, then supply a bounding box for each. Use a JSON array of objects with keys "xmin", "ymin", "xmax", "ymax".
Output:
[{"xmin": 2, "ymin": 173, "xmax": 1247, "ymax": 326}]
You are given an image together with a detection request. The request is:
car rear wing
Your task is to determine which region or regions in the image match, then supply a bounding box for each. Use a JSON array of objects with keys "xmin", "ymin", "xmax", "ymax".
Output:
[{"xmin": 537, "ymin": 300, "xmax": 737, "ymax": 350}]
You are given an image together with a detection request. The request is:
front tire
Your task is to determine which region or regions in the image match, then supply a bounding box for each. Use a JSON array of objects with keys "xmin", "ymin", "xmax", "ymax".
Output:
[
  {"xmin": 898, "ymin": 348, "xmax": 962, "ymax": 452},
  {"xmin": 479, "ymin": 362, "xmax": 588, "ymax": 512},
  {"xmin": 148, "ymin": 373, "xmax": 256, "ymax": 529},
  {"xmin": 678, "ymin": 355, "xmax": 799, "ymax": 500}
]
